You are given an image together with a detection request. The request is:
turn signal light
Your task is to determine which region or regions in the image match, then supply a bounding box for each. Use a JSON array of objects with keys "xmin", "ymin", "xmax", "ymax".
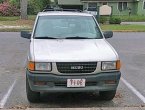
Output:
[
  {"xmin": 28, "ymin": 61, "xmax": 35, "ymax": 71},
  {"xmin": 116, "ymin": 60, "xmax": 121, "ymax": 70}
]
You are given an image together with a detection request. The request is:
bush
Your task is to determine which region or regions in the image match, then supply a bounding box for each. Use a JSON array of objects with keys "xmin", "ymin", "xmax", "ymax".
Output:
[
  {"xmin": 28, "ymin": 0, "xmax": 40, "ymax": 15},
  {"xmin": 28, "ymin": 0, "xmax": 50, "ymax": 15},
  {"xmin": 0, "ymin": 1, "xmax": 20, "ymax": 16},
  {"xmin": 9, "ymin": 0, "xmax": 20, "ymax": 8},
  {"xmin": 109, "ymin": 17, "xmax": 121, "ymax": 24},
  {"xmin": 100, "ymin": 16, "xmax": 108, "ymax": 24}
]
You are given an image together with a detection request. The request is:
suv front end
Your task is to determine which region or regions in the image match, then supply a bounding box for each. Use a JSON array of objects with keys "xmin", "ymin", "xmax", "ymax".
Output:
[{"xmin": 22, "ymin": 11, "xmax": 121, "ymax": 102}]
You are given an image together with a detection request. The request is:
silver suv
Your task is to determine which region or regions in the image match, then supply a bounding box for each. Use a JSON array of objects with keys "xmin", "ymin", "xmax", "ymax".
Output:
[{"xmin": 21, "ymin": 11, "xmax": 121, "ymax": 103}]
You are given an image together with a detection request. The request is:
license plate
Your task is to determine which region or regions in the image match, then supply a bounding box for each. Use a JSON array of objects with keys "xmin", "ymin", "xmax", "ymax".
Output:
[{"xmin": 67, "ymin": 79, "xmax": 86, "ymax": 88}]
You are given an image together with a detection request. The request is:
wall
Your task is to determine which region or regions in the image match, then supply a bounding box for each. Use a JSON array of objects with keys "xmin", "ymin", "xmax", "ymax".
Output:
[
  {"xmin": 107, "ymin": 2, "xmax": 134, "ymax": 16},
  {"xmin": 137, "ymin": 0, "xmax": 145, "ymax": 15}
]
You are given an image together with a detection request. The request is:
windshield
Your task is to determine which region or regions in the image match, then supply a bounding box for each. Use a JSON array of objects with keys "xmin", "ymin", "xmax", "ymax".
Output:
[{"xmin": 34, "ymin": 15, "xmax": 103, "ymax": 39}]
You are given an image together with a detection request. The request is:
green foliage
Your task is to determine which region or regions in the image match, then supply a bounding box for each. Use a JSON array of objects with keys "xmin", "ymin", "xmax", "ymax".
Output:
[
  {"xmin": 109, "ymin": 17, "xmax": 121, "ymax": 24},
  {"xmin": 101, "ymin": 24, "xmax": 145, "ymax": 32},
  {"xmin": 117, "ymin": 15, "xmax": 145, "ymax": 22},
  {"xmin": 0, "ymin": 0, "xmax": 4, "ymax": 3},
  {"xmin": 41, "ymin": 0, "xmax": 50, "ymax": 8},
  {"xmin": 100, "ymin": 16, "xmax": 108, "ymax": 24},
  {"xmin": 28, "ymin": 0, "xmax": 41, "ymax": 14},
  {"xmin": 0, "ymin": 15, "xmax": 36, "ymax": 21},
  {"xmin": 9, "ymin": 0, "xmax": 20, "ymax": 8},
  {"xmin": 0, "ymin": 0, "xmax": 51, "ymax": 15},
  {"xmin": 0, "ymin": 16, "xmax": 19, "ymax": 21},
  {"xmin": 28, "ymin": 0, "xmax": 50, "ymax": 15}
]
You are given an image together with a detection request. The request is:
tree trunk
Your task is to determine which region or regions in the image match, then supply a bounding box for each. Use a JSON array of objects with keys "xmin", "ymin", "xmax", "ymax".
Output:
[{"xmin": 20, "ymin": 0, "xmax": 28, "ymax": 20}]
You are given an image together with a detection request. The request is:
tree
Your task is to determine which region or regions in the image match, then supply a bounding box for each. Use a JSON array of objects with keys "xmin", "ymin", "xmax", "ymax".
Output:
[{"xmin": 20, "ymin": 0, "xmax": 27, "ymax": 19}]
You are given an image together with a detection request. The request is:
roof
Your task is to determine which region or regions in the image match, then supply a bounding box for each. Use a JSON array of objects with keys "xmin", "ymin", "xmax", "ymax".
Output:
[{"xmin": 38, "ymin": 11, "xmax": 93, "ymax": 17}]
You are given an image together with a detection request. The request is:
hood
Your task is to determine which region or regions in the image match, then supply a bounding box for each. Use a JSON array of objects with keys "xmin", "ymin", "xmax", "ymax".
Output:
[{"xmin": 32, "ymin": 39, "xmax": 118, "ymax": 62}]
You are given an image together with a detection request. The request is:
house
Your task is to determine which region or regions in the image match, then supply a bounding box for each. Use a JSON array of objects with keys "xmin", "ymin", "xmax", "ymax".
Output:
[
  {"xmin": 57, "ymin": 0, "xmax": 83, "ymax": 10},
  {"xmin": 57, "ymin": 0, "xmax": 145, "ymax": 15}
]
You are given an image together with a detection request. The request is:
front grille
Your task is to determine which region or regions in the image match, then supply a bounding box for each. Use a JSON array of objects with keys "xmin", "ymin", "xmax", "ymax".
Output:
[{"xmin": 56, "ymin": 62, "xmax": 97, "ymax": 73}]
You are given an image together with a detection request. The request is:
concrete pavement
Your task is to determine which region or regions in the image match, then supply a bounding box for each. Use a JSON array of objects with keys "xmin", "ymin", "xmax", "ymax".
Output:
[
  {"xmin": 121, "ymin": 22, "xmax": 145, "ymax": 25},
  {"xmin": 0, "ymin": 32, "xmax": 145, "ymax": 109},
  {"xmin": 0, "ymin": 25, "xmax": 30, "ymax": 29},
  {"xmin": 1, "ymin": 107, "xmax": 145, "ymax": 110},
  {"xmin": 25, "ymin": 107, "xmax": 145, "ymax": 110}
]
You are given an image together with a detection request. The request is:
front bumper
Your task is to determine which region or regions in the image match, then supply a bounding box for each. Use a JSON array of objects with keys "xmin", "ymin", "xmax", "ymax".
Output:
[{"xmin": 26, "ymin": 70, "xmax": 121, "ymax": 93}]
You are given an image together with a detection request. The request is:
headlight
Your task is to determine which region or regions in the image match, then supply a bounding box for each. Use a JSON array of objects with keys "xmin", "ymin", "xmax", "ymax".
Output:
[
  {"xmin": 28, "ymin": 62, "xmax": 52, "ymax": 71},
  {"xmin": 101, "ymin": 60, "xmax": 121, "ymax": 71},
  {"xmin": 35, "ymin": 62, "xmax": 51, "ymax": 71}
]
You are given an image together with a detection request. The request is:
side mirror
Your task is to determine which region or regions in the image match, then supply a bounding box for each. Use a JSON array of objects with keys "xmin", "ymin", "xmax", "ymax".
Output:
[
  {"xmin": 103, "ymin": 31, "xmax": 113, "ymax": 39},
  {"xmin": 21, "ymin": 31, "xmax": 31, "ymax": 39}
]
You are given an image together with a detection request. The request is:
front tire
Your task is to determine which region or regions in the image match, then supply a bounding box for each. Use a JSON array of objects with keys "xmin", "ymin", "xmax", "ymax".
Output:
[
  {"xmin": 99, "ymin": 90, "xmax": 116, "ymax": 101},
  {"xmin": 26, "ymin": 78, "xmax": 40, "ymax": 103}
]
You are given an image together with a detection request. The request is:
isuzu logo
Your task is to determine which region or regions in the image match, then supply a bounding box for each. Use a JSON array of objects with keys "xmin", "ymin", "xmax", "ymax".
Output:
[{"xmin": 71, "ymin": 66, "xmax": 84, "ymax": 70}]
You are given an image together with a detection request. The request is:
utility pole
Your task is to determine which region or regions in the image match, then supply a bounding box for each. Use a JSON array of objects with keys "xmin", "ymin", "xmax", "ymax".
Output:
[{"xmin": 20, "ymin": 0, "xmax": 28, "ymax": 20}]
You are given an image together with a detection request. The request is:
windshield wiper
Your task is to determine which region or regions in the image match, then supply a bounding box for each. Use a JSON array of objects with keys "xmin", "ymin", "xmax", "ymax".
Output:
[
  {"xmin": 34, "ymin": 37, "xmax": 57, "ymax": 39},
  {"xmin": 65, "ymin": 36, "xmax": 91, "ymax": 39},
  {"xmin": 35, "ymin": 36, "xmax": 95, "ymax": 39}
]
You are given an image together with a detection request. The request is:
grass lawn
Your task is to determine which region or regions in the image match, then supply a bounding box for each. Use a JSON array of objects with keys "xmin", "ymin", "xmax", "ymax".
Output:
[
  {"xmin": 100, "ymin": 15, "xmax": 145, "ymax": 22},
  {"xmin": 0, "ymin": 15, "xmax": 145, "ymax": 32},
  {"xmin": 0, "ymin": 20, "xmax": 33, "ymax": 32},
  {"xmin": 0, "ymin": 15, "xmax": 36, "ymax": 21},
  {"xmin": 0, "ymin": 16, "xmax": 35, "ymax": 32},
  {"xmin": 117, "ymin": 15, "xmax": 145, "ymax": 22},
  {"xmin": 0, "ymin": 20, "xmax": 34, "ymax": 26},
  {"xmin": 101, "ymin": 24, "xmax": 145, "ymax": 32}
]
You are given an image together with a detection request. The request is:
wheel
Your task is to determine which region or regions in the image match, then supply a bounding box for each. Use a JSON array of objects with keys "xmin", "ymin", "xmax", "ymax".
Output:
[
  {"xmin": 99, "ymin": 90, "xmax": 116, "ymax": 101},
  {"xmin": 26, "ymin": 78, "xmax": 40, "ymax": 103}
]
